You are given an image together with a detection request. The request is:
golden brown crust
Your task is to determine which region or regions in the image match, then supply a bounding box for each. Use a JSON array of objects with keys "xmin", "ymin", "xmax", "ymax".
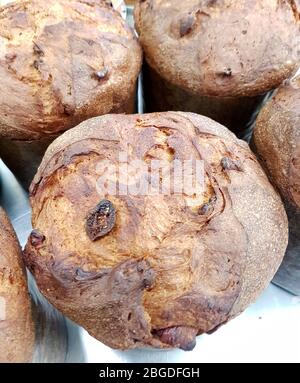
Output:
[
  {"xmin": 24, "ymin": 112, "xmax": 288, "ymax": 350},
  {"xmin": 253, "ymin": 76, "xmax": 300, "ymax": 209},
  {"xmin": 0, "ymin": 208, "xmax": 35, "ymax": 363},
  {"xmin": 0, "ymin": 0, "xmax": 142, "ymax": 140},
  {"xmin": 135, "ymin": 0, "xmax": 299, "ymax": 97}
]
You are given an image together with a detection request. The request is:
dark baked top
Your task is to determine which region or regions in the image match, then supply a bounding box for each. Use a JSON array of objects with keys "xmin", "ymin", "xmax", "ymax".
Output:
[
  {"xmin": 254, "ymin": 75, "xmax": 300, "ymax": 209},
  {"xmin": 0, "ymin": 0, "xmax": 142, "ymax": 140},
  {"xmin": 24, "ymin": 112, "xmax": 287, "ymax": 350},
  {"xmin": 135, "ymin": 0, "xmax": 300, "ymax": 97},
  {"xmin": 0, "ymin": 208, "xmax": 34, "ymax": 362}
]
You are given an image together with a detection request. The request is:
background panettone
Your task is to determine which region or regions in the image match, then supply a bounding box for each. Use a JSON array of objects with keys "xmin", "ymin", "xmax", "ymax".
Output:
[
  {"xmin": 253, "ymin": 76, "xmax": 300, "ymax": 210},
  {"xmin": 253, "ymin": 75, "xmax": 300, "ymax": 295},
  {"xmin": 135, "ymin": 0, "xmax": 300, "ymax": 136},
  {"xmin": 0, "ymin": 0, "xmax": 142, "ymax": 187},
  {"xmin": 24, "ymin": 112, "xmax": 288, "ymax": 350},
  {"xmin": 0, "ymin": 207, "xmax": 34, "ymax": 363}
]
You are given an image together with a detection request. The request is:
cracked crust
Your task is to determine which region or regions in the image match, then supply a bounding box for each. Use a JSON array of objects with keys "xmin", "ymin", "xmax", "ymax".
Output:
[
  {"xmin": 0, "ymin": 208, "xmax": 35, "ymax": 362},
  {"xmin": 0, "ymin": 0, "xmax": 142, "ymax": 140},
  {"xmin": 134, "ymin": 0, "xmax": 299, "ymax": 98},
  {"xmin": 24, "ymin": 112, "xmax": 288, "ymax": 350},
  {"xmin": 253, "ymin": 76, "xmax": 300, "ymax": 209}
]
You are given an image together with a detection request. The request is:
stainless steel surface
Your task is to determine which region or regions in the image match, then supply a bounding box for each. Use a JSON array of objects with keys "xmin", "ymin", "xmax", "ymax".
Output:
[{"xmin": 273, "ymin": 202, "xmax": 300, "ymax": 296}]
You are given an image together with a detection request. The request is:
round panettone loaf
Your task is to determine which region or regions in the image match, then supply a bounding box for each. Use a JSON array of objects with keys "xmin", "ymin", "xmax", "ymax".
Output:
[
  {"xmin": 24, "ymin": 112, "xmax": 288, "ymax": 351},
  {"xmin": 0, "ymin": 0, "xmax": 142, "ymax": 187},
  {"xmin": 253, "ymin": 76, "xmax": 300, "ymax": 209},
  {"xmin": 253, "ymin": 75, "xmax": 300, "ymax": 294},
  {"xmin": 0, "ymin": 208, "xmax": 34, "ymax": 362},
  {"xmin": 134, "ymin": 0, "xmax": 300, "ymax": 136}
]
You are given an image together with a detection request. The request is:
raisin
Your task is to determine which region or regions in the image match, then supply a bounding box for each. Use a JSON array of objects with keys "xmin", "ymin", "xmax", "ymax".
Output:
[
  {"xmin": 33, "ymin": 59, "xmax": 42, "ymax": 70},
  {"xmin": 198, "ymin": 195, "xmax": 216, "ymax": 215},
  {"xmin": 180, "ymin": 338, "xmax": 197, "ymax": 351},
  {"xmin": 198, "ymin": 203, "xmax": 212, "ymax": 215},
  {"xmin": 153, "ymin": 327, "xmax": 198, "ymax": 351},
  {"xmin": 85, "ymin": 200, "xmax": 116, "ymax": 241},
  {"xmin": 179, "ymin": 15, "xmax": 195, "ymax": 37},
  {"xmin": 30, "ymin": 229, "xmax": 46, "ymax": 247},
  {"xmin": 142, "ymin": 269, "xmax": 155, "ymax": 290}
]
